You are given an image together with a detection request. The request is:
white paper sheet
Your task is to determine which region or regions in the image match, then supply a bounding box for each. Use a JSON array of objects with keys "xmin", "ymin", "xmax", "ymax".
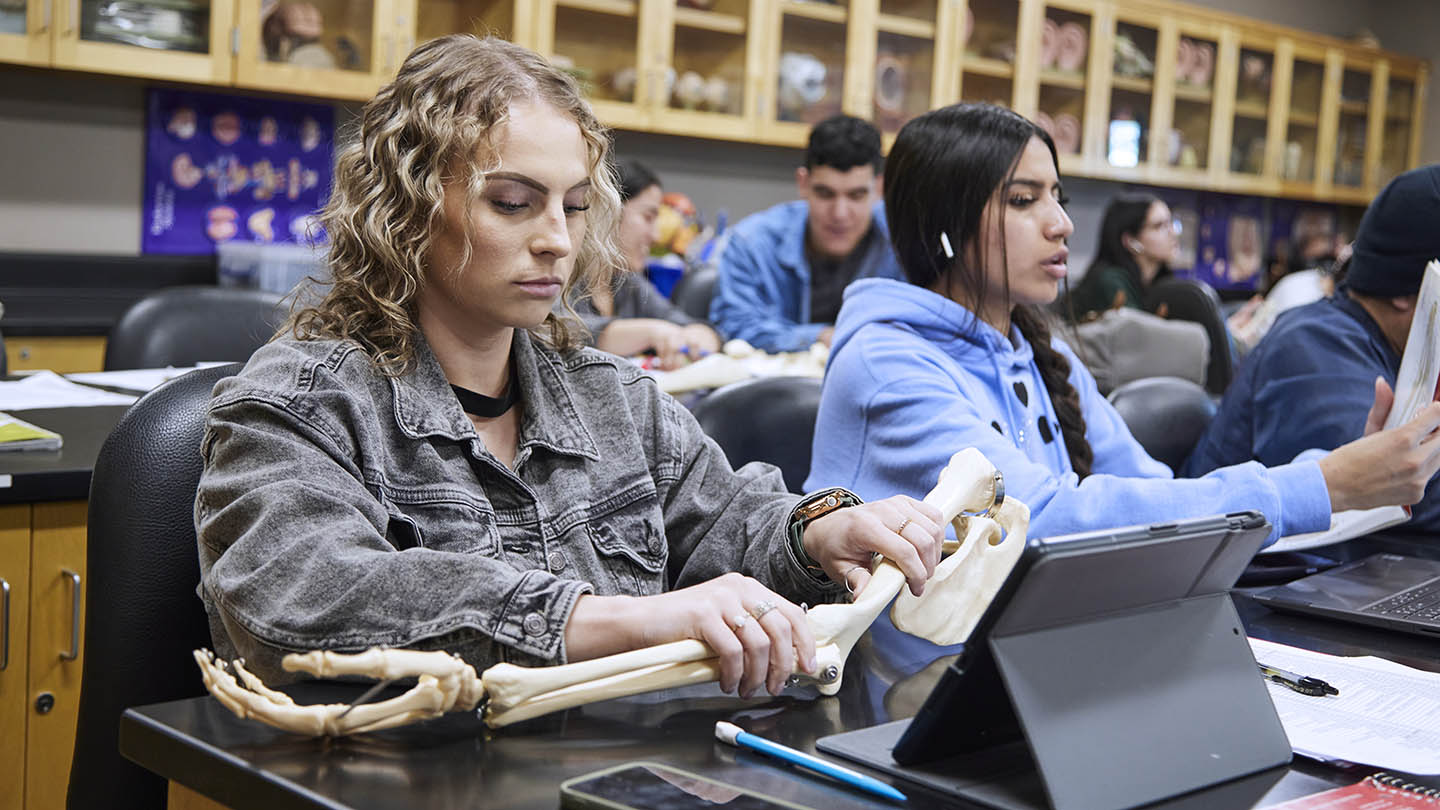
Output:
[
  {"xmin": 66, "ymin": 364, "xmax": 228, "ymax": 394},
  {"xmin": 1383, "ymin": 260, "xmax": 1440, "ymax": 432},
  {"xmin": 1262, "ymin": 506, "xmax": 1411, "ymax": 555},
  {"xmin": 0, "ymin": 371, "xmax": 138, "ymax": 410},
  {"xmin": 1250, "ymin": 637, "xmax": 1440, "ymax": 773}
]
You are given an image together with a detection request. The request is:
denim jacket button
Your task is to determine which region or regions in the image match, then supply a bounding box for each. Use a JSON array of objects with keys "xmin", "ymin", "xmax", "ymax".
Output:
[
  {"xmin": 523, "ymin": 613, "xmax": 546, "ymax": 636},
  {"xmin": 548, "ymin": 551, "xmax": 567, "ymax": 571}
]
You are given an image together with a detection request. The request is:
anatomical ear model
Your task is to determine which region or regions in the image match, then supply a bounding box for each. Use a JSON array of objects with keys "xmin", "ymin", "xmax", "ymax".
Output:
[{"xmin": 193, "ymin": 447, "xmax": 1029, "ymax": 735}]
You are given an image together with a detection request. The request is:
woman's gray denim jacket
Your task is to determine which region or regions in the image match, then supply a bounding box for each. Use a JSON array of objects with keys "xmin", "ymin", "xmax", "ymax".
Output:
[{"xmin": 196, "ymin": 329, "xmax": 841, "ymax": 681}]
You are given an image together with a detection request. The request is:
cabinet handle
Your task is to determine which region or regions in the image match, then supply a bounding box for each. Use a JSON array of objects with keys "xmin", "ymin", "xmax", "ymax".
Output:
[
  {"xmin": 1, "ymin": 577, "xmax": 9, "ymax": 672},
  {"xmin": 60, "ymin": 569, "xmax": 80, "ymax": 662}
]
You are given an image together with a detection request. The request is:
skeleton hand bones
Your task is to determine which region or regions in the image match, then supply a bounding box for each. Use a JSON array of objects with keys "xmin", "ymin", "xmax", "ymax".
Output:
[{"xmin": 194, "ymin": 447, "xmax": 1029, "ymax": 734}]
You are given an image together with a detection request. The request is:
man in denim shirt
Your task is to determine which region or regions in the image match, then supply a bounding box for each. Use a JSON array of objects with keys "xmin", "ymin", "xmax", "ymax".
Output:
[
  {"xmin": 710, "ymin": 115, "xmax": 905, "ymax": 353},
  {"xmin": 197, "ymin": 36, "xmax": 943, "ymax": 701}
]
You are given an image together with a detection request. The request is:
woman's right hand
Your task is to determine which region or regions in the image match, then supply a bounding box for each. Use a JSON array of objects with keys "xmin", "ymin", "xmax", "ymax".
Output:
[
  {"xmin": 564, "ymin": 574, "xmax": 816, "ymax": 697},
  {"xmin": 596, "ymin": 318, "xmax": 693, "ymax": 369},
  {"xmin": 1319, "ymin": 378, "xmax": 1440, "ymax": 512}
]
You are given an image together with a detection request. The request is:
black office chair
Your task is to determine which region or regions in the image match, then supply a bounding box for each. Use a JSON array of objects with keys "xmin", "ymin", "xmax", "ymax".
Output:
[
  {"xmin": 668, "ymin": 265, "xmax": 720, "ymax": 323},
  {"xmin": 67, "ymin": 363, "xmax": 240, "ymax": 810},
  {"xmin": 1107, "ymin": 376, "xmax": 1217, "ymax": 474},
  {"xmin": 1144, "ymin": 277, "xmax": 1233, "ymax": 395},
  {"xmin": 690, "ymin": 376, "xmax": 823, "ymax": 494},
  {"xmin": 104, "ymin": 286, "xmax": 287, "ymax": 370}
]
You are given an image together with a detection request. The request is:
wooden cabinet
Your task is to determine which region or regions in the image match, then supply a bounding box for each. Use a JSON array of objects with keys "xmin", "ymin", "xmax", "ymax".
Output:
[
  {"xmin": 51, "ymin": 0, "xmax": 233, "ymax": 83},
  {"xmin": 0, "ymin": 0, "xmax": 52, "ymax": 65},
  {"xmin": 5, "ymin": 337, "xmax": 106, "ymax": 375},
  {"xmin": 0, "ymin": 0, "xmax": 1430, "ymax": 202},
  {"xmin": 0, "ymin": 501, "xmax": 87, "ymax": 810},
  {"xmin": 235, "ymin": 0, "xmax": 398, "ymax": 100}
]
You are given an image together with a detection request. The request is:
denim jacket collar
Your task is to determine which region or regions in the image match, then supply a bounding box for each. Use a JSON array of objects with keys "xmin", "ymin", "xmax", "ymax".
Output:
[{"xmin": 388, "ymin": 330, "xmax": 601, "ymax": 461}]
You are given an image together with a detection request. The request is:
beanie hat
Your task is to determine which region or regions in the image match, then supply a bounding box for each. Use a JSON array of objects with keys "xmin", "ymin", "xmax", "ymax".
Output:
[{"xmin": 1347, "ymin": 164, "xmax": 1440, "ymax": 297}]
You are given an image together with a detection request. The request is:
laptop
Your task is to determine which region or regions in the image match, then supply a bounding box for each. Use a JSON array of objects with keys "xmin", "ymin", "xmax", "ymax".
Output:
[
  {"xmin": 817, "ymin": 511, "xmax": 1287, "ymax": 810},
  {"xmin": 1251, "ymin": 553, "xmax": 1440, "ymax": 638}
]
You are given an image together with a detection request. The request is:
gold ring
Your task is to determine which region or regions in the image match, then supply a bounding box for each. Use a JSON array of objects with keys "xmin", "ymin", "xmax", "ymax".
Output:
[
  {"xmin": 750, "ymin": 600, "xmax": 778, "ymax": 620},
  {"xmin": 732, "ymin": 614, "xmax": 750, "ymax": 632},
  {"xmin": 896, "ymin": 517, "xmax": 912, "ymax": 535}
]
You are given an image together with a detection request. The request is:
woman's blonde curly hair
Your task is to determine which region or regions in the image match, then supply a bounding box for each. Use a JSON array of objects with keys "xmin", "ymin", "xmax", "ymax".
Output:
[{"xmin": 287, "ymin": 34, "xmax": 623, "ymax": 374}]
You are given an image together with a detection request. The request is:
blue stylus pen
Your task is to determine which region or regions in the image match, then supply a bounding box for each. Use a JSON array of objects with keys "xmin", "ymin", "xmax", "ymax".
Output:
[{"xmin": 715, "ymin": 721, "xmax": 908, "ymax": 802}]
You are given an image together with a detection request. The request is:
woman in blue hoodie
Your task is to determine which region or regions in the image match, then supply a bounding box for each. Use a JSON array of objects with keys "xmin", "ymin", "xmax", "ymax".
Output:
[{"xmin": 806, "ymin": 103, "xmax": 1440, "ymax": 553}]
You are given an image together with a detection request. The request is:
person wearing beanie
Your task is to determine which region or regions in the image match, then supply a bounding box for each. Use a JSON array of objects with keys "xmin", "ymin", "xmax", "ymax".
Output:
[{"xmin": 1185, "ymin": 164, "xmax": 1440, "ymax": 537}]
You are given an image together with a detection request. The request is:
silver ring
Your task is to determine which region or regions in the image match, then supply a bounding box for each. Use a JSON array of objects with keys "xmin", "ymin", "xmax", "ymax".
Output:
[
  {"xmin": 896, "ymin": 517, "xmax": 912, "ymax": 535},
  {"xmin": 732, "ymin": 613, "xmax": 750, "ymax": 632},
  {"xmin": 982, "ymin": 472, "xmax": 1005, "ymax": 519},
  {"xmin": 842, "ymin": 566, "xmax": 863, "ymax": 595},
  {"xmin": 750, "ymin": 600, "xmax": 778, "ymax": 620}
]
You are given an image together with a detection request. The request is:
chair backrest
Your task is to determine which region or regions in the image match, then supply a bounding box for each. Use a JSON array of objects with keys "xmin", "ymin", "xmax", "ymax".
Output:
[
  {"xmin": 67, "ymin": 363, "xmax": 240, "ymax": 810},
  {"xmin": 669, "ymin": 265, "xmax": 720, "ymax": 323},
  {"xmin": 104, "ymin": 286, "xmax": 287, "ymax": 370},
  {"xmin": 1143, "ymin": 277, "xmax": 1233, "ymax": 395},
  {"xmin": 690, "ymin": 375, "xmax": 823, "ymax": 494},
  {"xmin": 1107, "ymin": 376, "xmax": 1217, "ymax": 474}
]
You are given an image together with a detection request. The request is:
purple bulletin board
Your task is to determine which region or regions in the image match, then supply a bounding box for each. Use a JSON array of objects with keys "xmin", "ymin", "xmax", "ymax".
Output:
[
  {"xmin": 1191, "ymin": 194, "xmax": 1264, "ymax": 292},
  {"xmin": 142, "ymin": 88, "xmax": 333, "ymax": 254}
]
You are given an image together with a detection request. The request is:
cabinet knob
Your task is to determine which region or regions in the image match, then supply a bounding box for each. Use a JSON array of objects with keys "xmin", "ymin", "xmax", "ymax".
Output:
[{"xmin": 35, "ymin": 692, "xmax": 55, "ymax": 715}]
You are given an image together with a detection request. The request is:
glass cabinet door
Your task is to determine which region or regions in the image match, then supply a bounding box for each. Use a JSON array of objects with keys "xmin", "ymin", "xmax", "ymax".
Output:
[
  {"xmin": 0, "ymin": 0, "xmax": 51, "ymax": 65},
  {"xmin": 956, "ymin": 0, "xmax": 1017, "ymax": 108},
  {"xmin": 1228, "ymin": 39, "xmax": 1274, "ymax": 178},
  {"xmin": 1032, "ymin": 1, "xmax": 1091, "ymax": 165},
  {"xmin": 534, "ymin": 0, "xmax": 647, "ymax": 128},
  {"xmin": 1332, "ymin": 63, "xmax": 1371, "ymax": 189},
  {"xmin": 1105, "ymin": 14, "xmax": 1158, "ymax": 169},
  {"xmin": 1281, "ymin": 47, "xmax": 1324, "ymax": 184},
  {"xmin": 52, "ymin": 0, "xmax": 232, "ymax": 81},
  {"xmin": 758, "ymin": 0, "xmax": 847, "ymax": 141},
  {"xmin": 1167, "ymin": 27, "xmax": 1217, "ymax": 172},
  {"xmin": 235, "ymin": 0, "xmax": 393, "ymax": 100},
  {"xmin": 649, "ymin": 0, "xmax": 758, "ymax": 140},
  {"xmin": 414, "ymin": 0, "xmax": 529, "ymax": 52},
  {"xmin": 868, "ymin": 0, "xmax": 941, "ymax": 141},
  {"xmin": 1378, "ymin": 72, "xmax": 1416, "ymax": 188}
]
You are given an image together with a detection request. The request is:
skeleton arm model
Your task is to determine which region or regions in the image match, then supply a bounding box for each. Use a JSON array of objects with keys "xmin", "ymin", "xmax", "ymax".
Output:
[{"xmin": 194, "ymin": 446, "xmax": 1028, "ymax": 735}]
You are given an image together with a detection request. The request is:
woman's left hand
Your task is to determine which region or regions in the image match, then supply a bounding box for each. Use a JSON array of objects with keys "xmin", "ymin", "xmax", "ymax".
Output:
[{"xmin": 801, "ymin": 496, "xmax": 944, "ymax": 598}]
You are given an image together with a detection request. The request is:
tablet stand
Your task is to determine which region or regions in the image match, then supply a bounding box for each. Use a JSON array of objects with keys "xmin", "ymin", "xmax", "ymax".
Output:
[{"xmin": 818, "ymin": 592, "xmax": 1291, "ymax": 810}]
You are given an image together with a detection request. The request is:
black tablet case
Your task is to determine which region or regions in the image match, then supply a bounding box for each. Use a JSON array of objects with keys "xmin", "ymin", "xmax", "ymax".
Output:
[{"xmin": 818, "ymin": 513, "xmax": 1289, "ymax": 810}]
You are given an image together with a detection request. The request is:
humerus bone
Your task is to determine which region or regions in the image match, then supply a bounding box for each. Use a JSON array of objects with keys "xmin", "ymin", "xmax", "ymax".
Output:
[{"xmin": 194, "ymin": 447, "xmax": 1027, "ymax": 734}]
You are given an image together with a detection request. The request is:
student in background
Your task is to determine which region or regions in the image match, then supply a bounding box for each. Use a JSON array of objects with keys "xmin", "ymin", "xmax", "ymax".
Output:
[
  {"xmin": 1187, "ymin": 165, "xmax": 1440, "ymax": 536},
  {"xmin": 569, "ymin": 158, "xmax": 721, "ymax": 368},
  {"xmin": 195, "ymin": 35, "xmax": 943, "ymax": 699},
  {"xmin": 1065, "ymin": 192, "xmax": 1177, "ymax": 319},
  {"xmin": 710, "ymin": 114, "xmax": 904, "ymax": 352},
  {"xmin": 807, "ymin": 103, "xmax": 1440, "ymax": 557}
]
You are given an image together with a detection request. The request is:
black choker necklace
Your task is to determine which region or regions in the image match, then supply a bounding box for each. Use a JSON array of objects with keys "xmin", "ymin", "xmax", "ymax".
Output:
[{"xmin": 452, "ymin": 381, "xmax": 519, "ymax": 418}]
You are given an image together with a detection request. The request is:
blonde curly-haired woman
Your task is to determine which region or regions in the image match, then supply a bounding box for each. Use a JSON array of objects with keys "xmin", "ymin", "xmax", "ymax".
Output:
[{"xmin": 194, "ymin": 35, "xmax": 942, "ymax": 701}]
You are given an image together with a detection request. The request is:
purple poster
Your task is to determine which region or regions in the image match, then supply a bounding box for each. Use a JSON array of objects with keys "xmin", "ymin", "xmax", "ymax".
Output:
[
  {"xmin": 1191, "ymin": 193, "xmax": 1264, "ymax": 292},
  {"xmin": 142, "ymin": 88, "xmax": 333, "ymax": 254}
]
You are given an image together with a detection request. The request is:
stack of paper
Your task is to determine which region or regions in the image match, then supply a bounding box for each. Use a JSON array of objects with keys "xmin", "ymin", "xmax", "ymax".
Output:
[
  {"xmin": 1250, "ymin": 637, "xmax": 1440, "ymax": 774},
  {"xmin": 0, "ymin": 413, "xmax": 62, "ymax": 452},
  {"xmin": 0, "ymin": 371, "xmax": 138, "ymax": 410}
]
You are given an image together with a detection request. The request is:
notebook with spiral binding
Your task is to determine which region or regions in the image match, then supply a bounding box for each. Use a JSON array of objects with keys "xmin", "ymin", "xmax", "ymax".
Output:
[{"xmin": 1268, "ymin": 772, "xmax": 1440, "ymax": 809}]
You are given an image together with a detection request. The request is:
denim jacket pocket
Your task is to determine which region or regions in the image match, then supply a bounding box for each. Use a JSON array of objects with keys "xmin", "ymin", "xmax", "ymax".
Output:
[
  {"xmin": 386, "ymin": 496, "xmax": 502, "ymax": 556},
  {"xmin": 587, "ymin": 497, "xmax": 667, "ymax": 596}
]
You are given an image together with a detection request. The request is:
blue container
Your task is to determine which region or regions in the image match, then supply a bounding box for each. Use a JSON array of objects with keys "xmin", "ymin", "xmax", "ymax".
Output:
[{"xmin": 646, "ymin": 257, "xmax": 686, "ymax": 298}]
